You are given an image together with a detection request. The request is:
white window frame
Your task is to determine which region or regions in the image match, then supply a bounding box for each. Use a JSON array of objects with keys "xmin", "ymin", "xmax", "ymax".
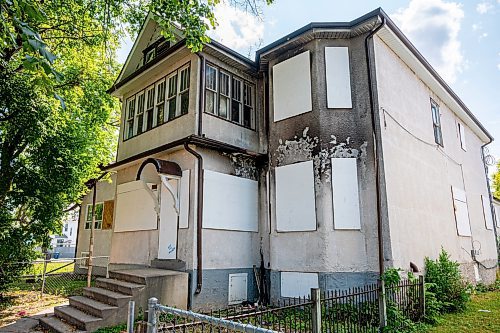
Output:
[
  {"xmin": 205, "ymin": 64, "xmax": 218, "ymax": 115},
  {"xmin": 431, "ymin": 99, "xmax": 443, "ymax": 147},
  {"xmin": 135, "ymin": 92, "xmax": 145, "ymax": 136},
  {"xmin": 178, "ymin": 65, "xmax": 191, "ymax": 117},
  {"xmin": 144, "ymin": 86, "xmax": 155, "ymax": 132},
  {"xmin": 219, "ymin": 70, "xmax": 231, "ymax": 119},
  {"xmin": 124, "ymin": 97, "xmax": 136, "ymax": 140},
  {"xmin": 85, "ymin": 202, "xmax": 104, "ymax": 230},
  {"xmin": 154, "ymin": 79, "xmax": 166, "ymax": 127},
  {"xmin": 231, "ymin": 77, "xmax": 243, "ymax": 124}
]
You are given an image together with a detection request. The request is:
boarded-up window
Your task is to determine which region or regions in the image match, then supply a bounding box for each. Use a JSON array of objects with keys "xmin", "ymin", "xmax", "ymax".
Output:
[
  {"xmin": 228, "ymin": 273, "xmax": 248, "ymax": 305},
  {"xmin": 114, "ymin": 181, "xmax": 158, "ymax": 232},
  {"xmin": 203, "ymin": 170, "xmax": 258, "ymax": 231},
  {"xmin": 451, "ymin": 187, "xmax": 471, "ymax": 236},
  {"xmin": 481, "ymin": 195, "xmax": 494, "ymax": 230},
  {"xmin": 102, "ymin": 200, "xmax": 114, "ymax": 230},
  {"xmin": 331, "ymin": 158, "xmax": 361, "ymax": 229},
  {"xmin": 280, "ymin": 272, "xmax": 318, "ymax": 298},
  {"xmin": 275, "ymin": 161, "xmax": 316, "ymax": 231},
  {"xmin": 325, "ymin": 47, "xmax": 352, "ymax": 108},
  {"xmin": 272, "ymin": 51, "xmax": 312, "ymax": 122}
]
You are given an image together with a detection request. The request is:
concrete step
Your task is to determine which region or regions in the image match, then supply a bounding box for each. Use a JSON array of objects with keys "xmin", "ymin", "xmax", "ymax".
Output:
[
  {"xmin": 95, "ymin": 277, "xmax": 145, "ymax": 296},
  {"xmin": 39, "ymin": 314, "xmax": 87, "ymax": 333},
  {"xmin": 151, "ymin": 258, "xmax": 186, "ymax": 271},
  {"xmin": 69, "ymin": 295, "xmax": 118, "ymax": 318},
  {"xmin": 109, "ymin": 270, "xmax": 147, "ymax": 285},
  {"xmin": 83, "ymin": 286, "xmax": 132, "ymax": 307},
  {"xmin": 54, "ymin": 305, "xmax": 102, "ymax": 332}
]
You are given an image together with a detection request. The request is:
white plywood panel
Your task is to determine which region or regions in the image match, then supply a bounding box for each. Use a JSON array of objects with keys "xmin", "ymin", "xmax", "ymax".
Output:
[
  {"xmin": 179, "ymin": 170, "xmax": 190, "ymax": 229},
  {"xmin": 203, "ymin": 170, "xmax": 258, "ymax": 232},
  {"xmin": 481, "ymin": 195, "xmax": 494, "ymax": 230},
  {"xmin": 331, "ymin": 158, "xmax": 361, "ymax": 229},
  {"xmin": 275, "ymin": 161, "xmax": 316, "ymax": 231},
  {"xmin": 496, "ymin": 206, "xmax": 500, "ymax": 227},
  {"xmin": 451, "ymin": 187, "xmax": 471, "ymax": 237},
  {"xmin": 272, "ymin": 51, "xmax": 312, "ymax": 122},
  {"xmin": 115, "ymin": 181, "xmax": 158, "ymax": 232},
  {"xmin": 325, "ymin": 47, "xmax": 352, "ymax": 108},
  {"xmin": 280, "ymin": 272, "xmax": 319, "ymax": 298},
  {"xmin": 158, "ymin": 179, "xmax": 178, "ymax": 259},
  {"xmin": 228, "ymin": 273, "xmax": 248, "ymax": 304}
]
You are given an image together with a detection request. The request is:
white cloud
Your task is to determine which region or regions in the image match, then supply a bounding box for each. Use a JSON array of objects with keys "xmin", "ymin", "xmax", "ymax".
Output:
[
  {"xmin": 393, "ymin": 0, "xmax": 465, "ymax": 83},
  {"xmin": 208, "ymin": 2, "xmax": 264, "ymax": 56},
  {"xmin": 476, "ymin": 2, "xmax": 494, "ymax": 14},
  {"xmin": 472, "ymin": 23, "xmax": 481, "ymax": 31}
]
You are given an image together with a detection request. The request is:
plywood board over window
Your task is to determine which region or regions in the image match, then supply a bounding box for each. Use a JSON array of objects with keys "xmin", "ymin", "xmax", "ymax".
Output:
[
  {"xmin": 481, "ymin": 195, "xmax": 494, "ymax": 230},
  {"xmin": 331, "ymin": 158, "xmax": 361, "ymax": 229},
  {"xmin": 275, "ymin": 161, "xmax": 316, "ymax": 231},
  {"xmin": 272, "ymin": 51, "xmax": 312, "ymax": 122},
  {"xmin": 451, "ymin": 187, "xmax": 471, "ymax": 237},
  {"xmin": 114, "ymin": 181, "xmax": 158, "ymax": 232},
  {"xmin": 102, "ymin": 200, "xmax": 115, "ymax": 230},
  {"xmin": 203, "ymin": 170, "xmax": 258, "ymax": 232},
  {"xmin": 325, "ymin": 47, "xmax": 352, "ymax": 108},
  {"xmin": 280, "ymin": 272, "xmax": 319, "ymax": 298}
]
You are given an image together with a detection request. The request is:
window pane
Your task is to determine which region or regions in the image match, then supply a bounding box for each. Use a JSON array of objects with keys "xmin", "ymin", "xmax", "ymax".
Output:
[
  {"xmin": 168, "ymin": 75, "xmax": 178, "ymax": 97},
  {"xmin": 244, "ymin": 84, "xmax": 253, "ymax": 106},
  {"xmin": 180, "ymin": 67, "xmax": 190, "ymax": 91},
  {"xmin": 137, "ymin": 94, "xmax": 145, "ymax": 114},
  {"xmin": 157, "ymin": 104, "xmax": 165, "ymax": 124},
  {"xmin": 147, "ymin": 88, "xmax": 155, "ymax": 109},
  {"xmin": 219, "ymin": 96, "xmax": 229, "ymax": 118},
  {"xmin": 206, "ymin": 90, "xmax": 216, "ymax": 114},
  {"xmin": 168, "ymin": 98, "xmax": 177, "ymax": 120},
  {"xmin": 127, "ymin": 121, "xmax": 134, "ymax": 138},
  {"xmin": 128, "ymin": 99, "xmax": 135, "ymax": 119},
  {"xmin": 86, "ymin": 205, "xmax": 92, "ymax": 221},
  {"xmin": 146, "ymin": 109, "xmax": 153, "ymax": 130},
  {"xmin": 232, "ymin": 79, "xmax": 241, "ymax": 101},
  {"xmin": 157, "ymin": 81, "xmax": 166, "ymax": 102},
  {"xmin": 206, "ymin": 65, "xmax": 217, "ymax": 90},
  {"xmin": 220, "ymin": 72, "xmax": 230, "ymax": 96},
  {"xmin": 137, "ymin": 114, "xmax": 144, "ymax": 134},
  {"xmin": 95, "ymin": 203, "xmax": 104, "ymax": 220},
  {"xmin": 231, "ymin": 100, "xmax": 240, "ymax": 123},
  {"xmin": 180, "ymin": 92, "xmax": 189, "ymax": 115},
  {"xmin": 243, "ymin": 105, "xmax": 252, "ymax": 128}
]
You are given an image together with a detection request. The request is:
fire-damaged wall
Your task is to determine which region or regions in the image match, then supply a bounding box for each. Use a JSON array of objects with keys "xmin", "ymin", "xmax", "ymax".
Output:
[{"xmin": 264, "ymin": 34, "xmax": 381, "ymax": 300}]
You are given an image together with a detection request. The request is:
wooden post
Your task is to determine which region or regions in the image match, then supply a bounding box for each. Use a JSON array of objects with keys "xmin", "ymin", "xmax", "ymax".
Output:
[
  {"xmin": 40, "ymin": 252, "xmax": 49, "ymax": 298},
  {"xmin": 311, "ymin": 288, "xmax": 321, "ymax": 333},
  {"xmin": 419, "ymin": 275, "xmax": 425, "ymax": 320},
  {"xmin": 87, "ymin": 180, "xmax": 97, "ymax": 288},
  {"xmin": 379, "ymin": 280, "xmax": 387, "ymax": 329}
]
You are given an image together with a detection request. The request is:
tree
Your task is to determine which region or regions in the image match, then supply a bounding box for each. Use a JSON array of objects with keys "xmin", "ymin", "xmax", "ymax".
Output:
[{"xmin": 493, "ymin": 161, "xmax": 500, "ymax": 199}]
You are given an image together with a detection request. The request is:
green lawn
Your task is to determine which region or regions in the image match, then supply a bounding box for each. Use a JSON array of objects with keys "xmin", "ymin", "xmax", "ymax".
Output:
[
  {"xmin": 28, "ymin": 261, "xmax": 75, "ymax": 275},
  {"xmin": 424, "ymin": 291, "xmax": 499, "ymax": 332}
]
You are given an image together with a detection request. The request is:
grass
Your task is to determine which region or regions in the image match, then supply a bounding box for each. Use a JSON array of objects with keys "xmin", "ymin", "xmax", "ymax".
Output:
[
  {"xmin": 0, "ymin": 290, "xmax": 68, "ymax": 327},
  {"xmin": 27, "ymin": 261, "xmax": 75, "ymax": 275},
  {"xmin": 423, "ymin": 290, "xmax": 499, "ymax": 332}
]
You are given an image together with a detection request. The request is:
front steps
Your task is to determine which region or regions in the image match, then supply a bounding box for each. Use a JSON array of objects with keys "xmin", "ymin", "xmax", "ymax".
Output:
[{"xmin": 40, "ymin": 268, "xmax": 188, "ymax": 333}]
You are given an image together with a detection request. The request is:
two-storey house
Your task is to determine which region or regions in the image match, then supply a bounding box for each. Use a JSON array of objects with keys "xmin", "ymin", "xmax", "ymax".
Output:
[{"xmin": 77, "ymin": 8, "xmax": 498, "ymax": 310}]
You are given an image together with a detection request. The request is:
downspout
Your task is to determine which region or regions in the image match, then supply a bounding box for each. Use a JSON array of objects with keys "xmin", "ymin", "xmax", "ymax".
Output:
[
  {"xmin": 364, "ymin": 16, "xmax": 386, "ymax": 276},
  {"xmin": 186, "ymin": 53, "xmax": 205, "ymax": 294},
  {"xmin": 480, "ymin": 142, "xmax": 499, "ymax": 264}
]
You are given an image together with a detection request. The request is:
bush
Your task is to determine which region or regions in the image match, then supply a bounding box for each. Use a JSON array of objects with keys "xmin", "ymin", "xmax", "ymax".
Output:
[{"xmin": 424, "ymin": 248, "xmax": 471, "ymax": 316}]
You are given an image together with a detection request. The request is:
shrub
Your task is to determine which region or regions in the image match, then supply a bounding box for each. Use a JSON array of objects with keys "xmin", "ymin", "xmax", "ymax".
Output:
[{"xmin": 424, "ymin": 248, "xmax": 471, "ymax": 315}]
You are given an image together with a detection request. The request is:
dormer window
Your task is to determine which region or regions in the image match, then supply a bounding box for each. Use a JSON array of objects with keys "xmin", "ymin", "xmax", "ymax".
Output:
[{"xmin": 144, "ymin": 49, "xmax": 155, "ymax": 65}]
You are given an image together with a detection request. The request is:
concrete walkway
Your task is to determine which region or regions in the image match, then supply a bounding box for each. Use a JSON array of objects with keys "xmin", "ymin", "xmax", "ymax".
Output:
[{"xmin": 0, "ymin": 302, "xmax": 67, "ymax": 333}]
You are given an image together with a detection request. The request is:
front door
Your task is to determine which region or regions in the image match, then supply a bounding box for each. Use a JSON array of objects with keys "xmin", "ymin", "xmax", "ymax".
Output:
[{"xmin": 158, "ymin": 178, "xmax": 179, "ymax": 259}]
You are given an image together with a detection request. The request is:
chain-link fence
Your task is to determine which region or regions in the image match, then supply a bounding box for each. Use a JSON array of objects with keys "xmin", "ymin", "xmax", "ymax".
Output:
[{"xmin": 4, "ymin": 256, "xmax": 109, "ymax": 297}]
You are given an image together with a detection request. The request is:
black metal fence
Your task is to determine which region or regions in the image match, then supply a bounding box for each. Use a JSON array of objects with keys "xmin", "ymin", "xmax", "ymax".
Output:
[{"xmin": 144, "ymin": 277, "xmax": 425, "ymax": 333}]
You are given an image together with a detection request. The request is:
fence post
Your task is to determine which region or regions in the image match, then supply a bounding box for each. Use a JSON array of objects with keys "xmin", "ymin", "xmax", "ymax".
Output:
[
  {"xmin": 40, "ymin": 253, "xmax": 49, "ymax": 298},
  {"xmin": 146, "ymin": 297, "xmax": 158, "ymax": 333},
  {"xmin": 419, "ymin": 275, "xmax": 425, "ymax": 320},
  {"xmin": 378, "ymin": 280, "xmax": 387, "ymax": 330},
  {"xmin": 311, "ymin": 288, "xmax": 321, "ymax": 333},
  {"xmin": 127, "ymin": 300, "xmax": 135, "ymax": 333}
]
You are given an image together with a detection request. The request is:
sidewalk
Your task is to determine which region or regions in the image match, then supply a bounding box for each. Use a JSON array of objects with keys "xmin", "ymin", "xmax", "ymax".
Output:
[{"xmin": 0, "ymin": 302, "xmax": 67, "ymax": 333}]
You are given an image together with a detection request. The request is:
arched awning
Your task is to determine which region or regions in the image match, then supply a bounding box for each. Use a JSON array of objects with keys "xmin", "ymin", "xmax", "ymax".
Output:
[{"xmin": 136, "ymin": 158, "xmax": 182, "ymax": 180}]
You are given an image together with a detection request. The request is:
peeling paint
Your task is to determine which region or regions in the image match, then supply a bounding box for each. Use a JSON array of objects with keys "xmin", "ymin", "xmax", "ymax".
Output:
[
  {"xmin": 223, "ymin": 153, "xmax": 258, "ymax": 180},
  {"xmin": 276, "ymin": 128, "xmax": 368, "ymax": 184}
]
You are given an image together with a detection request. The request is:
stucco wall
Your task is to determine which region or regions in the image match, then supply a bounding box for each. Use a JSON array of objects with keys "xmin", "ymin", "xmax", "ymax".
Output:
[
  {"xmin": 373, "ymin": 35, "xmax": 497, "ymax": 283},
  {"xmin": 265, "ymin": 35, "xmax": 380, "ymax": 286}
]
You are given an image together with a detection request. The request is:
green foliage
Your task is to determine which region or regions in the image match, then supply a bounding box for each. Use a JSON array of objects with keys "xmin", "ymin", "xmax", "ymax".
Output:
[
  {"xmin": 493, "ymin": 160, "xmax": 500, "ymax": 199},
  {"xmin": 424, "ymin": 248, "xmax": 471, "ymax": 316}
]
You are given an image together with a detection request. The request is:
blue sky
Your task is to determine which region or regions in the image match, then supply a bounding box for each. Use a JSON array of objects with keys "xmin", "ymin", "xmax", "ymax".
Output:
[{"xmin": 117, "ymin": 0, "xmax": 499, "ymax": 171}]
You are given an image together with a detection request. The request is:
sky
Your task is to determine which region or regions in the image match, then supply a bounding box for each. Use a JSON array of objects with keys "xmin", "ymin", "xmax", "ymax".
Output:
[{"xmin": 117, "ymin": 0, "xmax": 500, "ymax": 172}]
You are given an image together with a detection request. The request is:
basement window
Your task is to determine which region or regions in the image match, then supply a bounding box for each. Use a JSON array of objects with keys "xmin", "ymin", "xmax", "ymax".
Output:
[
  {"xmin": 85, "ymin": 203, "xmax": 104, "ymax": 230},
  {"xmin": 431, "ymin": 99, "xmax": 443, "ymax": 147}
]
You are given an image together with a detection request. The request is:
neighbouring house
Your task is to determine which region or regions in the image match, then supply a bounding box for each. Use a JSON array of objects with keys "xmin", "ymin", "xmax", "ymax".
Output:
[
  {"xmin": 49, "ymin": 207, "xmax": 79, "ymax": 258},
  {"xmin": 76, "ymin": 8, "xmax": 498, "ymax": 310}
]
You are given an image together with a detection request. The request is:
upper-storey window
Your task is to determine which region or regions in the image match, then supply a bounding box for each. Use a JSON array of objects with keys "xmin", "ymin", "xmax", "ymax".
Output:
[
  {"xmin": 204, "ymin": 63, "xmax": 255, "ymax": 130},
  {"xmin": 123, "ymin": 63, "xmax": 190, "ymax": 141},
  {"xmin": 431, "ymin": 99, "xmax": 443, "ymax": 147},
  {"xmin": 142, "ymin": 38, "xmax": 170, "ymax": 66}
]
